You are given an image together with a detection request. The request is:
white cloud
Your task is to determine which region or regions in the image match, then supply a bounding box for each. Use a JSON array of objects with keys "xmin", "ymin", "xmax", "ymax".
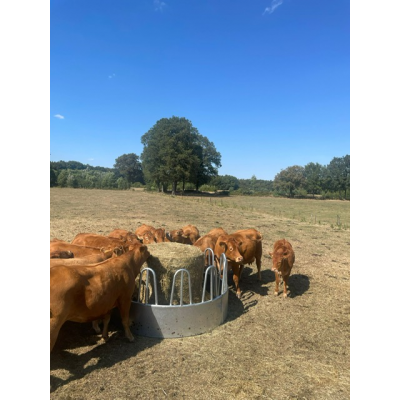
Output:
[
  {"xmin": 154, "ymin": 0, "xmax": 166, "ymax": 12},
  {"xmin": 108, "ymin": 73, "xmax": 116, "ymax": 79},
  {"xmin": 263, "ymin": 0, "xmax": 283, "ymax": 15},
  {"xmin": 54, "ymin": 114, "xmax": 65, "ymax": 119}
]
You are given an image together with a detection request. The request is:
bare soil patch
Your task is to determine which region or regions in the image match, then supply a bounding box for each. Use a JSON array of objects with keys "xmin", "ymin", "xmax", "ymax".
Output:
[{"xmin": 50, "ymin": 188, "xmax": 350, "ymax": 399}]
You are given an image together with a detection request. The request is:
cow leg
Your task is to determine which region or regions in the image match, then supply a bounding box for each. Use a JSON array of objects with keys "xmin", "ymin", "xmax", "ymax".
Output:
[
  {"xmin": 101, "ymin": 312, "xmax": 112, "ymax": 341},
  {"xmin": 118, "ymin": 298, "xmax": 134, "ymax": 342},
  {"xmin": 274, "ymin": 271, "xmax": 280, "ymax": 296},
  {"xmin": 92, "ymin": 319, "xmax": 101, "ymax": 334},
  {"xmin": 50, "ymin": 317, "xmax": 65, "ymax": 352},
  {"xmin": 256, "ymin": 257, "xmax": 262, "ymax": 281},
  {"xmin": 232, "ymin": 264, "xmax": 242, "ymax": 298},
  {"xmin": 282, "ymin": 275, "xmax": 289, "ymax": 298}
]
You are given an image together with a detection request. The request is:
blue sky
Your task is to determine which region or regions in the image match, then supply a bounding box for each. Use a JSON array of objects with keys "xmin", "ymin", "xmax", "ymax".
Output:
[{"xmin": 50, "ymin": 0, "xmax": 349, "ymax": 180}]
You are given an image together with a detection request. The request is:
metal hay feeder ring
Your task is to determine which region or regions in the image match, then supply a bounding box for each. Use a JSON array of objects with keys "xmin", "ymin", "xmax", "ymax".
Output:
[{"xmin": 130, "ymin": 250, "xmax": 229, "ymax": 338}]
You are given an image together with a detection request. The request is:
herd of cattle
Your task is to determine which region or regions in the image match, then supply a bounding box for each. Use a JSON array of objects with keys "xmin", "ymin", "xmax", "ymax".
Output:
[{"xmin": 50, "ymin": 224, "xmax": 295, "ymax": 352}]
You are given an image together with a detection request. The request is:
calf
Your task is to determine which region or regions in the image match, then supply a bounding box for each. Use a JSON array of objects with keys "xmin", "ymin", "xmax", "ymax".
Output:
[
  {"xmin": 269, "ymin": 239, "xmax": 295, "ymax": 298},
  {"xmin": 214, "ymin": 229, "xmax": 262, "ymax": 299},
  {"xmin": 50, "ymin": 242, "xmax": 150, "ymax": 351}
]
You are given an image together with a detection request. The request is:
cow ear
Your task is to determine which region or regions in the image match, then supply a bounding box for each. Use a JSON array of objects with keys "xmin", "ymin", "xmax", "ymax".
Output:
[
  {"xmin": 268, "ymin": 252, "xmax": 273, "ymax": 257},
  {"xmin": 140, "ymin": 245, "xmax": 148, "ymax": 253}
]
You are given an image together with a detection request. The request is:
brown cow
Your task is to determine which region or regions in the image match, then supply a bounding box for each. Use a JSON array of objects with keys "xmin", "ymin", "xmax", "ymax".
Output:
[
  {"xmin": 50, "ymin": 242, "xmax": 150, "ymax": 352},
  {"xmin": 214, "ymin": 229, "xmax": 262, "ymax": 298},
  {"xmin": 135, "ymin": 224, "xmax": 170, "ymax": 243},
  {"xmin": 193, "ymin": 228, "xmax": 228, "ymax": 265},
  {"xmin": 71, "ymin": 233, "xmax": 127, "ymax": 249},
  {"xmin": 193, "ymin": 235, "xmax": 217, "ymax": 253},
  {"xmin": 206, "ymin": 227, "xmax": 228, "ymax": 238},
  {"xmin": 269, "ymin": 239, "xmax": 295, "ymax": 298},
  {"xmin": 50, "ymin": 249, "xmax": 116, "ymax": 268},
  {"xmin": 234, "ymin": 228, "xmax": 262, "ymax": 242},
  {"xmin": 154, "ymin": 228, "xmax": 171, "ymax": 243},
  {"xmin": 167, "ymin": 224, "xmax": 200, "ymax": 245},
  {"xmin": 108, "ymin": 229, "xmax": 140, "ymax": 243},
  {"xmin": 50, "ymin": 240, "xmax": 126, "ymax": 260},
  {"xmin": 134, "ymin": 224, "xmax": 159, "ymax": 244}
]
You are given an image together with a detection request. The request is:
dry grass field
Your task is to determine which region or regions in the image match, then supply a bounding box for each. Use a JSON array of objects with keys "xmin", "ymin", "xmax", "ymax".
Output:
[{"xmin": 50, "ymin": 188, "xmax": 350, "ymax": 399}]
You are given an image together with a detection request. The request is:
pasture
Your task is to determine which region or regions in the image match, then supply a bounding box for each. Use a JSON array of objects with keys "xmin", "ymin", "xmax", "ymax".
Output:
[{"xmin": 50, "ymin": 188, "xmax": 350, "ymax": 399}]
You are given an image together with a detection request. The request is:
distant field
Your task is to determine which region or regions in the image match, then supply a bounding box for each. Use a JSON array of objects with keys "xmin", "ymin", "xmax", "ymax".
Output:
[
  {"xmin": 50, "ymin": 188, "xmax": 350, "ymax": 399},
  {"xmin": 176, "ymin": 195, "xmax": 350, "ymax": 229}
]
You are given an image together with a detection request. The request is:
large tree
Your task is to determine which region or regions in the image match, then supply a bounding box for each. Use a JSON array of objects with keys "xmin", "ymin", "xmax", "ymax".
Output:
[
  {"xmin": 211, "ymin": 175, "xmax": 240, "ymax": 191},
  {"xmin": 141, "ymin": 116, "xmax": 221, "ymax": 194},
  {"xmin": 114, "ymin": 153, "xmax": 144, "ymax": 184},
  {"xmin": 190, "ymin": 134, "xmax": 221, "ymax": 190},
  {"xmin": 326, "ymin": 155, "xmax": 350, "ymax": 198},
  {"xmin": 304, "ymin": 162, "xmax": 324, "ymax": 197},
  {"xmin": 273, "ymin": 165, "xmax": 306, "ymax": 198}
]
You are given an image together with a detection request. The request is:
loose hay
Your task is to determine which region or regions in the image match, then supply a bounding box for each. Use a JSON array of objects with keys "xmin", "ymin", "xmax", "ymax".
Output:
[{"xmin": 139, "ymin": 242, "xmax": 205, "ymax": 305}]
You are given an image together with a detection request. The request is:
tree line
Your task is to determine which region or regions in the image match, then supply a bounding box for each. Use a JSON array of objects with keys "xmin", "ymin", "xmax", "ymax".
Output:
[{"xmin": 50, "ymin": 116, "xmax": 350, "ymax": 200}]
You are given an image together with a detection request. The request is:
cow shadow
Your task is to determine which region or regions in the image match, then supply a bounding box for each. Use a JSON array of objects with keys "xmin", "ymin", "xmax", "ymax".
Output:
[
  {"xmin": 222, "ymin": 267, "xmax": 275, "ymax": 318},
  {"xmin": 287, "ymin": 273, "xmax": 310, "ymax": 298},
  {"xmin": 50, "ymin": 312, "xmax": 161, "ymax": 392},
  {"xmin": 224, "ymin": 266, "xmax": 310, "ymax": 300},
  {"xmin": 233, "ymin": 266, "xmax": 275, "ymax": 296},
  {"xmin": 225, "ymin": 290, "xmax": 245, "ymax": 323}
]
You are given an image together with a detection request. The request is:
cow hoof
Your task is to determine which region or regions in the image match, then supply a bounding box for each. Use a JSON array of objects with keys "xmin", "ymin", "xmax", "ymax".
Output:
[
  {"xmin": 274, "ymin": 291, "xmax": 278, "ymax": 296},
  {"xmin": 283, "ymin": 293, "xmax": 288, "ymax": 298},
  {"xmin": 236, "ymin": 292, "xmax": 242, "ymax": 299}
]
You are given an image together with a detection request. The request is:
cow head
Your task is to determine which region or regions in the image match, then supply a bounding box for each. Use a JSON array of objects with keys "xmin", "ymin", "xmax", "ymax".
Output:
[
  {"xmin": 269, "ymin": 248, "xmax": 291, "ymax": 272},
  {"xmin": 217, "ymin": 235, "xmax": 243, "ymax": 264},
  {"xmin": 137, "ymin": 231, "xmax": 157, "ymax": 244},
  {"xmin": 166, "ymin": 229, "xmax": 189, "ymax": 243},
  {"xmin": 126, "ymin": 232, "xmax": 140, "ymax": 243},
  {"xmin": 130, "ymin": 243, "xmax": 151, "ymax": 265}
]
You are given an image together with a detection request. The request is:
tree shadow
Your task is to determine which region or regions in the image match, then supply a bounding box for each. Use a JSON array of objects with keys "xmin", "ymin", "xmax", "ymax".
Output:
[{"xmin": 50, "ymin": 311, "xmax": 161, "ymax": 392}]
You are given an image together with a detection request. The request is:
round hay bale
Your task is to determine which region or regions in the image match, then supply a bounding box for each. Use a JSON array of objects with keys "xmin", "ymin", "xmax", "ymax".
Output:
[{"xmin": 138, "ymin": 242, "xmax": 205, "ymax": 305}]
